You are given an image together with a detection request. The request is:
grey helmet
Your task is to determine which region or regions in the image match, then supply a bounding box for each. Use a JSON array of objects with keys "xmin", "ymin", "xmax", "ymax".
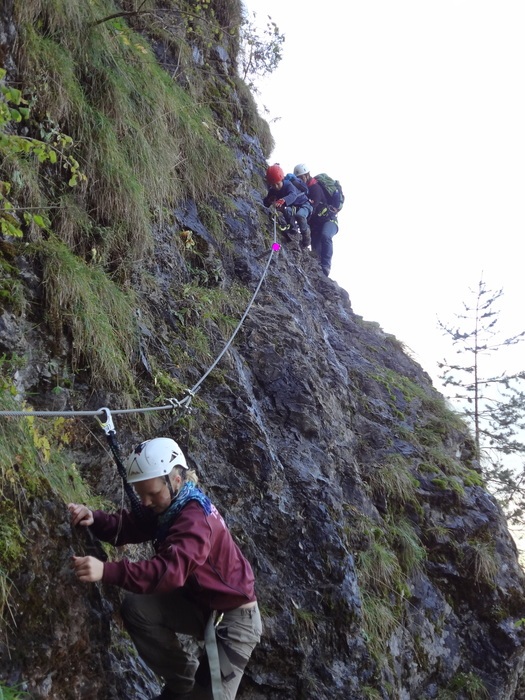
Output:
[{"xmin": 293, "ymin": 163, "xmax": 309, "ymax": 177}]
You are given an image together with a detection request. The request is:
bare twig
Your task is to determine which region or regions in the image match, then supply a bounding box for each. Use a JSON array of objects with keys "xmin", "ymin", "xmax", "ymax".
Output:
[{"xmin": 91, "ymin": 6, "xmax": 226, "ymax": 30}]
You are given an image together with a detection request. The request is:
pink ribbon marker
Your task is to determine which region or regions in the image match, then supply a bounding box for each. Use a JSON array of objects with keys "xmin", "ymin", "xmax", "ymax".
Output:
[{"xmin": 272, "ymin": 243, "xmax": 281, "ymax": 251}]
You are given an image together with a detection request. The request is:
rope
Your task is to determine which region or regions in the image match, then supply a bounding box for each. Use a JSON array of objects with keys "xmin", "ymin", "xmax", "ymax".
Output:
[{"xmin": 0, "ymin": 225, "xmax": 281, "ymax": 420}]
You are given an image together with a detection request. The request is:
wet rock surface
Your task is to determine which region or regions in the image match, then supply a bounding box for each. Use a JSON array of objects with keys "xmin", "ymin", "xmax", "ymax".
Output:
[
  {"xmin": 3, "ymin": 211, "xmax": 524, "ymax": 698},
  {"xmin": 0, "ymin": 2, "xmax": 524, "ymax": 699}
]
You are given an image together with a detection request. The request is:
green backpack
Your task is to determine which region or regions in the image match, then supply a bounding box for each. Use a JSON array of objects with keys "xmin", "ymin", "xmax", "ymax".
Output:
[{"xmin": 315, "ymin": 173, "xmax": 345, "ymax": 212}]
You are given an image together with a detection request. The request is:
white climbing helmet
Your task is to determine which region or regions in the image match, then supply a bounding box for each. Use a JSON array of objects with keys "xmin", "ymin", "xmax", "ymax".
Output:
[
  {"xmin": 126, "ymin": 437, "xmax": 188, "ymax": 483},
  {"xmin": 293, "ymin": 163, "xmax": 309, "ymax": 177}
]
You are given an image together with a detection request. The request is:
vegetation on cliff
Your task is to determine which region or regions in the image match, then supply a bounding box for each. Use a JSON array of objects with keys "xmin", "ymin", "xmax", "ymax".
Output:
[{"xmin": 1, "ymin": 2, "xmax": 524, "ymax": 699}]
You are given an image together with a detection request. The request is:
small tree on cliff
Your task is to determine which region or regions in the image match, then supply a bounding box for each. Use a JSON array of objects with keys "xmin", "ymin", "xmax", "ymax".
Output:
[
  {"xmin": 438, "ymin": 278, "xmax": 525, "ymax": 522},
  {"xmin": 239, "ymin": 10, "xmax": 285, "ymax": 91}
]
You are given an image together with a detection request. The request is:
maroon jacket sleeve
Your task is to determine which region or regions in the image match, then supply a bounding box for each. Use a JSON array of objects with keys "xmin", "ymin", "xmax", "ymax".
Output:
[
  {"xmin": 101, "ymin": 503, "xmax": 213, "ymax": 595},
  {"xmin": 90, "ymin": 508, "xmax": 156, "ymax": 545}
]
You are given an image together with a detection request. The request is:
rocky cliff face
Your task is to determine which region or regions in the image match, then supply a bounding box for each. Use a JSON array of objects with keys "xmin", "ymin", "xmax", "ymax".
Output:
[{"xmin": 1, "ymin": 2, "xmax": 524, "ymax": 699}]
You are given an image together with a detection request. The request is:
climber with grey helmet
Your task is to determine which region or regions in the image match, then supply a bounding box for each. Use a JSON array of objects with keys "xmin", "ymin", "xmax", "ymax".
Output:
[
  {"xmin": 293, "ymin": 163, "xmax": 339, "ymax": 277},
  {"xmin": 69, "ymin": 437, "xmax": 261, "ymax": 700}
]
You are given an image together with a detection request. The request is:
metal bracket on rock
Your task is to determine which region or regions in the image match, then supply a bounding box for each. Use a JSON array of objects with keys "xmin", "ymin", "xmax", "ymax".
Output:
[{"xmin": 168, "ymin": 389, "xmax": 195, "ymax": 413}]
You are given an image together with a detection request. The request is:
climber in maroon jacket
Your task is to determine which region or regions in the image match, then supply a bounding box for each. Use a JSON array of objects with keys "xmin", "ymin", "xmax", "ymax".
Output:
[{"xmin": 69, "ymin": 437, "xmax": 262, "ymax": 700}]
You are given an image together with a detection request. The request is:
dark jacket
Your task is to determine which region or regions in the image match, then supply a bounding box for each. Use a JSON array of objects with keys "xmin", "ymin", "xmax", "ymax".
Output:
[
  {"xmin": 263, "ymin": 179, "xmax": 309, "ymax": 208},
  {"xmin": 307, "ymin": 177, "xmax": 338, "ymax": 228},
  {"xmin": 91, "ymin": 501, "xmax": 257, "ymax": 613}
]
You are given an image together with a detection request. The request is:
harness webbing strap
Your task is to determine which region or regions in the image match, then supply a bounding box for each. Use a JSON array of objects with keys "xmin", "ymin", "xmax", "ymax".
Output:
[
  {"xmin": 204, "ymin": 612, "xmax": 225, "ymax": 700},
  {"xmin": 96, "ymin": 407, "xmax": 144, "ymax": 520}
]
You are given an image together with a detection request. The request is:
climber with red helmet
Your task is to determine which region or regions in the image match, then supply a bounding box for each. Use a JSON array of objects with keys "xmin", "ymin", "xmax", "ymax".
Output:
[
  {"xmin": 263, "ymin": 163, "xmax": 312, "ymax": 248},
  {"xmin": 69, "ymin": 437, "xmax": 261, "ymax": 700}
]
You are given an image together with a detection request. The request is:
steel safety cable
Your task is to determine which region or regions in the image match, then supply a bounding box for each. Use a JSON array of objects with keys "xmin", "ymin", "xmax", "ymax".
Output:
[
  {"xmin": 0, "ymin": 222, "xmax": 280, "ymax": 420},
  {"xmin": 189, "ymin": 222, "xmax": 279, "ymax": 396}
]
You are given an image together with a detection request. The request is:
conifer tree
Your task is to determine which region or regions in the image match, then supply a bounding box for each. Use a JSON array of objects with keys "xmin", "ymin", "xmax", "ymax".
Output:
[{"xmin": 438, "ymin": 279, "xmax": 525, "ymax": 522}]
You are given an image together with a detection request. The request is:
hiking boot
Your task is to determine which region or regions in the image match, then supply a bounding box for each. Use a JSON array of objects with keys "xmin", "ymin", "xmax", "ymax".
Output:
[
  {"xmin": 300, "ymin": 229, "xmax": 311, "ymax": 248},
  {"xmin": 321, "ymin": 266, "xmax": 330, "ymax": 277}
]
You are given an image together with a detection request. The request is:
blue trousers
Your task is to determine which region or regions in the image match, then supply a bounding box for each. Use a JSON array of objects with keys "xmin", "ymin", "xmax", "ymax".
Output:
[{"xmin": 311, "ymin": 219, "xmax": 338, "ymax": 272}]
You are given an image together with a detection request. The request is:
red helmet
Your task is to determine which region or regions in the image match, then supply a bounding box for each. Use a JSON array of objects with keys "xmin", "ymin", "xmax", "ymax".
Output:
[{"xmin": 266, "ymin": 164, "xmax": 285, "ymax": 186}]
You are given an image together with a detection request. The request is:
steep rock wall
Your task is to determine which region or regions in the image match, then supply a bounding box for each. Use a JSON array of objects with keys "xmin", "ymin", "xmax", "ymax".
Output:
[{"xmin": 0, "ymin": 2, "xmax": 524, "ymax": 699}]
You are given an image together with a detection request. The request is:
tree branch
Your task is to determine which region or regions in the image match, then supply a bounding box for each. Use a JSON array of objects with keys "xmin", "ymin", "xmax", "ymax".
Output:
[{"xmin": 91, "ymin": 5, "xmax": 232, "ymax": 33}]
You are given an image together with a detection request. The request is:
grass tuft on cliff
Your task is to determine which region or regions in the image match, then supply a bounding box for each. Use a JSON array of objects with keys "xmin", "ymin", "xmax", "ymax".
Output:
[
  {"xmin": 0, "ymin": 373, "xmax": 96, "ymax": 621},
  {"xmin": 0, "ymin": 0, "xmax": 268, "ymax": 394},
  {"xmin": 14, "ymin": 2, "xmax": 235, "ymax": 263},
  {"xmin": 35, "ymin": 236, "xmax": 139, "ymax": 392}
]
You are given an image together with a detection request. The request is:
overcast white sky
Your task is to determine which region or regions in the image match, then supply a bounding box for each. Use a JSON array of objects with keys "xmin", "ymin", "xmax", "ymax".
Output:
[{"xmin": 244, "ymin": 0, "xmax": 525, "ymax": 390}]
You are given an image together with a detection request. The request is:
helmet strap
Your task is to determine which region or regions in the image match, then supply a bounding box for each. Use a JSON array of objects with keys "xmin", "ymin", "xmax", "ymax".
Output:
[{"xmin": 165, "ymin": 475, "xmax": 176, "ymax": 499}]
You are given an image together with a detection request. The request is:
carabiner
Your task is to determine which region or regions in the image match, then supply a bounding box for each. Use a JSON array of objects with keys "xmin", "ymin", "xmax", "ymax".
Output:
[{"xmin": 96, "ymin": 406, "xmax": 115, "ymax": 436}]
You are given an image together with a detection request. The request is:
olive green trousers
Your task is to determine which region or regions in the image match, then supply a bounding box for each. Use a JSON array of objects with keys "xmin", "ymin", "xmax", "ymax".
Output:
[{"xmin": 121, "ymin": 591, "xmax": 262, "ymax": 700}]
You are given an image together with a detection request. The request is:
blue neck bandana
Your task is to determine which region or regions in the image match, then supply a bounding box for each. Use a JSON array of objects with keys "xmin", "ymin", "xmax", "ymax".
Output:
[{"xmin": 155, "ymin": 481, "xmax": 212, "ymax": 544}]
